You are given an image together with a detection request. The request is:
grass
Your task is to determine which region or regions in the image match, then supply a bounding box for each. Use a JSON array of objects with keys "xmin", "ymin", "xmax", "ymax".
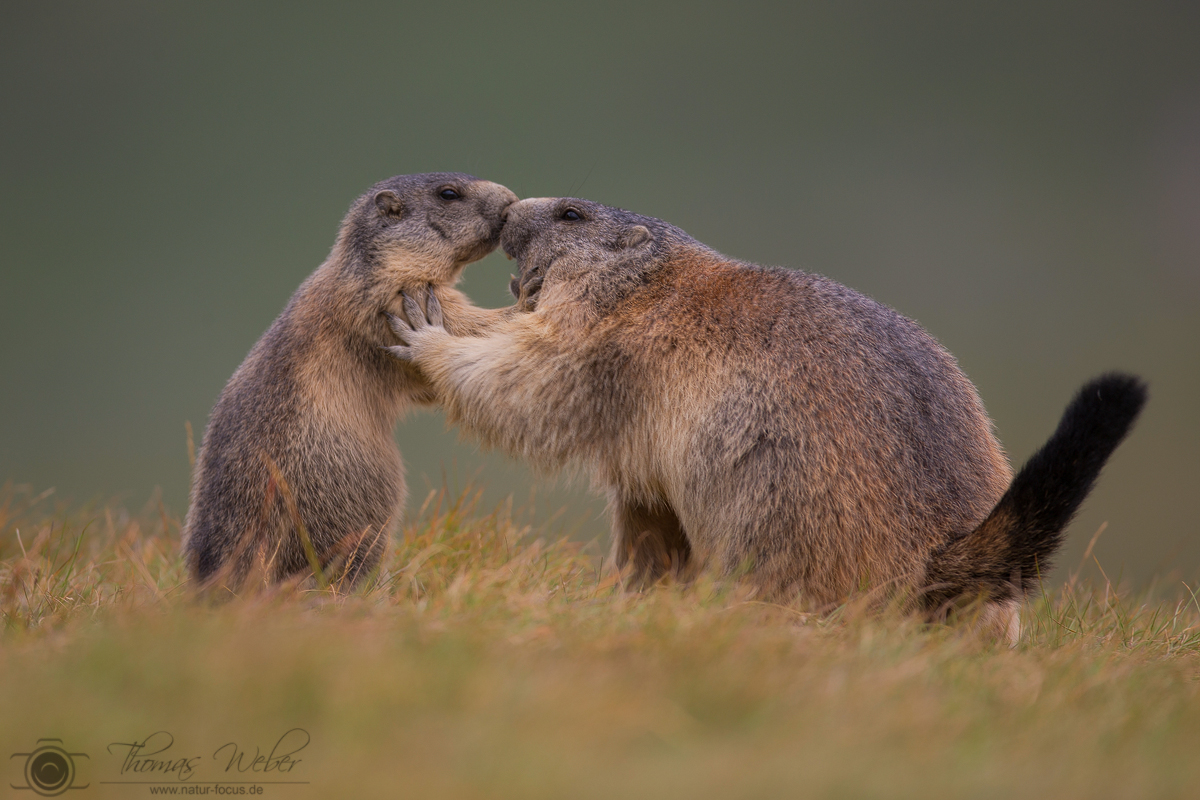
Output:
[{"xmin": 2, "ymin": 481, "xmax": 1200, "ymax": 799}]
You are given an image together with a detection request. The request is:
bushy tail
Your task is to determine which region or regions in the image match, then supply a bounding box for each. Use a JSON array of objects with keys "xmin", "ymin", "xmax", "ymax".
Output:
[{"xmin": 923, "ymin": 373, "xmax": 1147, "ymax": 610}]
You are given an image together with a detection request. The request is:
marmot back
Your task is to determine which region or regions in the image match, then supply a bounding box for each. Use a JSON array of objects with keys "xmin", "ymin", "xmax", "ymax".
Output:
[
  {"xmin": 386, "ymin": 196, "xmax": 1145, "ymax": 643},
  {"xmin": 182, "ymin": 173, "xmax": 517, "ymax": 592}
]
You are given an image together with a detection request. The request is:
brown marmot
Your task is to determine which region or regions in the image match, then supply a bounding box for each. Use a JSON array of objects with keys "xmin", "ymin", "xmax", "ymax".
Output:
[
  {"xmin": 182, "ymin": 173, "xmax": 517, "ymax": 592},
  {"xmin": 386, "ymin": 196, "xmax": 1146, "ymax": 642}
]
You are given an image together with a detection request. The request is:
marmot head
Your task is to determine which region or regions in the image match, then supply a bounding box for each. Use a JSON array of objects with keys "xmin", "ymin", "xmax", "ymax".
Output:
[
  {"xmin": 501, "ymin": 197, "xmax": 679, "ymax": 313},
  {"xmin": 338, "ymin": 171, "xmax": 517, "ymax": 303}
]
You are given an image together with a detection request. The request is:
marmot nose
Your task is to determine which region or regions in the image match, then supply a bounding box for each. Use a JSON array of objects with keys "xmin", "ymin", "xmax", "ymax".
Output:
[
  {"xmin": 489, "ymin": 184, "xmax": 518, "ymax": 211},
  {"xmin": 500, "ymin": 218, "xmax": 533, "ymax": 259},
  {"xmin": 502, "ymin": 197, "xmax": 543, "ymax": 225}
]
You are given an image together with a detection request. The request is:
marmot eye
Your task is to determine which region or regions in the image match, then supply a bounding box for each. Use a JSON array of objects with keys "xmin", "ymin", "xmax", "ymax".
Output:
[
  {"xmin": 439, "ymin": 188, "xmax": 461, "ymax": 200},
  {"xmin": 561, "ymin": 208, "xmax": 581, "ymax": 221}
]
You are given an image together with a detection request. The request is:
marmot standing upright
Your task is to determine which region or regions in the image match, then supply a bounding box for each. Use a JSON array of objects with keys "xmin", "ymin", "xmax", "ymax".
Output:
[
  {"xmin": 182, "ymin": 173, "xmax": 517, "ymax": 591},
  {"xmin": 387, "ymin": 196, "xmax": 1146, "ymax": 642}
]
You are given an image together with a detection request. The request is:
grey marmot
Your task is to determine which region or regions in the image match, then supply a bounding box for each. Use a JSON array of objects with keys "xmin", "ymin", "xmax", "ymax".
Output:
[
  {"xmin": 386, "ymin": 196, "xmax": 1146, "ymax": 642},
  {"xmin": 182, "ymin": 172, "xmax": 517, "ymax": 592}
]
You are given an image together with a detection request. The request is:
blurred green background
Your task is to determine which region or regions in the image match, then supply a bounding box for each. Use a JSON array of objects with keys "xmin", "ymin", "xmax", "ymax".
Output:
[{"xmin": 1, "ymin": 2, "xmax": 1197, "ymax": 585}]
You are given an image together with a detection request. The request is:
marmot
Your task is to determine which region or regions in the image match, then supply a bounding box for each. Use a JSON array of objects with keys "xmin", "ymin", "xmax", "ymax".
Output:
[
  {"xmin": 182, "ymin": 173, "xmax": 517, "ymax": 591},
  {"xmin": 387, "ymin": 196, "xmax": 1146, "ymax": 642}
]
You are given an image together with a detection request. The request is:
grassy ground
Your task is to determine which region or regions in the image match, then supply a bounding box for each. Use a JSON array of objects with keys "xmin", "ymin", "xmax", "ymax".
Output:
[{"xmin": 2, "ymin": 482, "xmax": 1199, "ymax": 799}]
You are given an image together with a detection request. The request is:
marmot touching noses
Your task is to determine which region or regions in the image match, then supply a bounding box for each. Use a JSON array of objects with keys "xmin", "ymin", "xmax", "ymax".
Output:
[
  {"xmin": 183, "ymin": 173, "xmax": 517, "ymax": 592},
  {"xmin": 388, "ymin": 196, "xmax": 1145, "ymax": 643}
]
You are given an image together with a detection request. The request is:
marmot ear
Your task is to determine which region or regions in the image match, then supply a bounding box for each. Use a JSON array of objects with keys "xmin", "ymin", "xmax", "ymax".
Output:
[
  {"xmin": 374, "ymin": 190, "xmax": 405, "ymax": 219},
  {"xmin": 622, "ymin": 225, "xmax": 652, "ymax": 249}
]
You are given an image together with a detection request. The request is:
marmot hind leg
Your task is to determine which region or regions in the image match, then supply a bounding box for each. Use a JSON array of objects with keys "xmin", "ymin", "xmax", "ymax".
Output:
[
  {"xmin": 189, "ymin": 523, "xmax": 270, "ymax": 598},
  {"xmin": 330, "ymin": 524, "xmax": 390, "ymax": 589},
  {"xmin": 610, "ymin": 495, "xmax": 692, "ymax": 588},
  {"xmin": 261, "ymin": 520, "xmax": 391, "ymax": 590}
]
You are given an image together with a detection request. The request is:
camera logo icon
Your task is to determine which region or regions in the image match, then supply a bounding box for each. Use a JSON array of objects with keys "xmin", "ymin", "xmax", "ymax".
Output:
[{"xmin": 11, "ymin": 739, "xmax": 89, "ymax": 796}]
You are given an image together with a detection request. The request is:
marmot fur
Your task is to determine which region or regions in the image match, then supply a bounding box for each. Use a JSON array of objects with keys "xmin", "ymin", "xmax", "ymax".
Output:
[
  {"xmin": 387, "ymin": 196, "xmax": 1145, "ymax": 642},
  {"xmin": 182, "ymin": 173, "xmax": 517, "ymax": 591}
]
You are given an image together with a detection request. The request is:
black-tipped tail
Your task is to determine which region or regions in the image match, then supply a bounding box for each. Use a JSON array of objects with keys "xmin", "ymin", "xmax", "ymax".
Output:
[{"xmin": 924, "ymin": 373, "xmax": 1147, "ymax": 609}]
